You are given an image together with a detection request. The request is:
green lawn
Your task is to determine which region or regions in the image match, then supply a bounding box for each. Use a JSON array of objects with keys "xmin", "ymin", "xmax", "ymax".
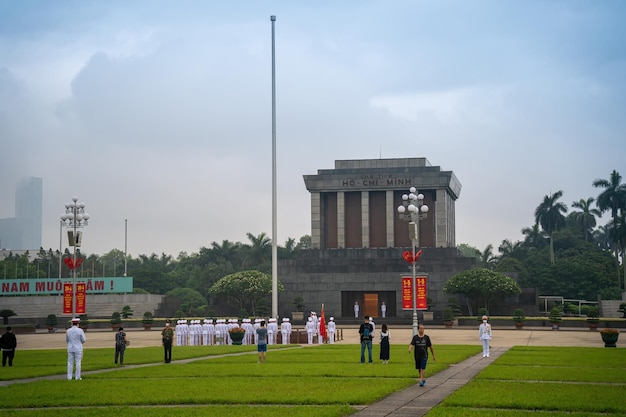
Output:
[
  {"xmin": 1, "ymin": 344, "xmax": 624, "ymax": 416},
  {"xmin": 437, "ymin": 346, "xmax": 626, "ymax": 416}
]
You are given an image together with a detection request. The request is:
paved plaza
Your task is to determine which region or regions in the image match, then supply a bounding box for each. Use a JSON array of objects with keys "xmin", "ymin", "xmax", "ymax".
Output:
[{"xmin": 16, "ymin": 325, "xmax": 605, "ymax": 350}]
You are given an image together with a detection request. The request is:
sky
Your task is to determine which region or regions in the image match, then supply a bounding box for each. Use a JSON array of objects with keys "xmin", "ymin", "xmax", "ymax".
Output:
[{"xmin": 1, "ymin": 1, "xmax": 624, "ymax": 257}]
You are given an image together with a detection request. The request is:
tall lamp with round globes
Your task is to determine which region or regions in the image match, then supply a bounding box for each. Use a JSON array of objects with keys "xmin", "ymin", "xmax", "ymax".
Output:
[{"xmin": 397, "ymin": 187, "xmax": 428, "ymax": 336}]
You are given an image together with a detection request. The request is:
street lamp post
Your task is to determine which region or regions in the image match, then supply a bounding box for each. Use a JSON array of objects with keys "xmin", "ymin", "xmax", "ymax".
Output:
[
  {"xmin": 61, "ymin": 197, "xmax": 89, "ymax": 317},
  {"xmin": 397, "ymin": 187, "xmax": 428, "ymax": 336}
]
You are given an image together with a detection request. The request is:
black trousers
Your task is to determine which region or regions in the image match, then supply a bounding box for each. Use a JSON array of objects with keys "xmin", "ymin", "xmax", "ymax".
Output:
[
  {"xmin": 2, "ymin": 350, "xmax": 15, "ymax": 367},
  {"xmin": 163, "ymin": 340, "xmax": 172, "ymax": 363},
  {"xmin": 115, "ymin": 345, "xmax": 125, "ymax": 365}
]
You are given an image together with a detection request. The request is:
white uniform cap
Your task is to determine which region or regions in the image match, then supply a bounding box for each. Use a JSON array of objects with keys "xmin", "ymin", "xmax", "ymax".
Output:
[
  {"xmin": 329, "ymin": 317, "xmax": 334, "ymax": 321},
  {"xmin": 71, "ymin": 317, "xmax": 80, "ymax": 322}
]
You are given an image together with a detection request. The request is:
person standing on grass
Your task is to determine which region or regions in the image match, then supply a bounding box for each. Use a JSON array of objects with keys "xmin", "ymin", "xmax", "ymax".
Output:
[
  {"xmin": 161, "ymin": 320, "xmax": 174, "ymax": 363},
  {"xmin": 256, "ymin": 320, "xmax": 268, "ymax": 363},
  {"xmin": 359, "ymin": 315, "xmax": 374, "ymax": 363},
  {"xmin": 379, "ymin": 323, "xmax": 390, "ymax": 364},
  {"xmin": 66, "ymin": 317, "xmax": 86, "ymax": 380},
  {"xmin": 0, "ymin": 326, "xmax": 17, "ymax": 367},
  {"xmin": 408, "ymin": 324, "xmax": 435, "ymax": 387},
  {"xmin": 114, "ymin": 327, "xmax": 127, "ymax": 366},
  {"xmin": 479, "ymin": 315, "xmax": 492, "ymax": 357}
]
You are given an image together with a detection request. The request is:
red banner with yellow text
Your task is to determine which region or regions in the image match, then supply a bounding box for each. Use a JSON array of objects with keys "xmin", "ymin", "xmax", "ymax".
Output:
[
  {"xmin": 401, "ymin": 276, "xmax": 428, "ymax": 310},
  {"xmin": 75, "ymin": 282, "xmax": 86, "ymax": 314},
  {"xmin": 63, "ymin": 283, "xmax": 73, "ymax": 314}
]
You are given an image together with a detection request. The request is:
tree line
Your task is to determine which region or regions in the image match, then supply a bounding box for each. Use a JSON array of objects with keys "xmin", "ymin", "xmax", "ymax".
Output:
[
  {"xmin": 458, "ymin": 169, "xmax": 625, "ymax": 301},
  {"xmin": 1, "ymin": 170, "xmax": 624, "ymax": 307}
]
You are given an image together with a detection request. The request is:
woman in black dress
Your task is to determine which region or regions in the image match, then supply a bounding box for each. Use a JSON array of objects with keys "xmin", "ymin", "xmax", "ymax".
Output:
[{"xmin": 379, "ymin": 323, "xmax": 390, "ymax": 364}]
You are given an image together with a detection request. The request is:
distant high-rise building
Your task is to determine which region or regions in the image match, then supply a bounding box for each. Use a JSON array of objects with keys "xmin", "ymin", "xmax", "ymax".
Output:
[{"xmin": 0, "ymin": 177, "xmax": 42, "ymax": 251}]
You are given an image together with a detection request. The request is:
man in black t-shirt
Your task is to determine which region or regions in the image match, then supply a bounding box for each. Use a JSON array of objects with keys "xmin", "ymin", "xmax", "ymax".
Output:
[
  {"xmin": 408, "ymin": 324, "xmax": 436, "ymax": 386},
  {"xmin": 358, "ymin": 316, "xmax": 374, "ymax": 363},
  {"xmin": 0, "ymin": 327, "xmax": 17, "ymax": 367}
]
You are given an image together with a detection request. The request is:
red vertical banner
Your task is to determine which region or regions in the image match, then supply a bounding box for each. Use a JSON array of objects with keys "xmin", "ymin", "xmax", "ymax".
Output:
[
  {"xmin": 401, "ymin": 277, "xmax": 412, "ymax": 310},
  {"xmin": 75, "ymin": 283, "xmax": 86, "ymax": 314},
  {"xmin": 402, "ymin": 276, "xmax": 428, "ymax": 310},
  {"xmin": 63, "ymin": 283, "xmax": 73, "ymax": 314},
  {"xmin": 416, "ymin": 276, "xmax": 428, "ymax": 310}
]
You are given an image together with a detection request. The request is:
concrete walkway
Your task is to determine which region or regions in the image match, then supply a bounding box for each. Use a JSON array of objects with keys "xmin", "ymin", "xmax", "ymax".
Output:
[{"xmin": 351, "ymin": 347, "xmax": 508, "ymax": 417}]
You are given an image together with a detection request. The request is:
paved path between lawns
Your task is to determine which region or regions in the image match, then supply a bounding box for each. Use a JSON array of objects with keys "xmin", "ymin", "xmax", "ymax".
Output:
[{"xmin": 6, "ymin": 326, "xmax": 612, "ymax": 415}]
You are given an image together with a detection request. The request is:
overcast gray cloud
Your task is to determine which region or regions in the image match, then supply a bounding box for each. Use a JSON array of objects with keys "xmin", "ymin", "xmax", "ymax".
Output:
[{"xmin": 1, "ymin": 0, "xmax": 624, "ymax": 257}]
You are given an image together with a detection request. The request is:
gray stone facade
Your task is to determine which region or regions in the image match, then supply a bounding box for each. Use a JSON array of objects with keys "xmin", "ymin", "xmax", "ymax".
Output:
[
  {"xmin": 277, "ymin": 158, "xmax": 476, "ymax": 320},
  {"xmin": 277, "ymin": 248, "xmax": 476, "ymax": 320}
]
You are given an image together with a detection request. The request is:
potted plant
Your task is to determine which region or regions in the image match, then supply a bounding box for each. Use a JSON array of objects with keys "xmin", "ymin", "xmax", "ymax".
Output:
[
  {"xmin": 443, "ymin": 307, "xmax": 455, "ymax": 328},
  {"xmin": 79, "ymin": 314, "xmax": 89, "ymax": 331},
  {"xmin": 228, "ymin": 327, "xmax": 246, "ymax": 345},
  {"xmin": 121, "ymin": 305, "xmax": 134, "ymax": 319},
  {"xmin": 292, "ymin": 296, "xmax": 305, "ymax": 321},
  {"xmin": 45, "ymin": 314, "xmax": 58, "ymax": 333},
  {"xmin": 549, "ymin": 307, "xmax": 562, "ymax": 330},
  {"xmin": 110, "ymin": 312, "xmax": 122, "ymax": 331},
  {"xmin": 586, "ymin": 306, "xmax": 600, "ymax": 331},
  {"xmin": 142, "ymin": 311, "xmax": 154, "ymax": 330},
  {"xmin": 600, "ymin": 328, "xmax": 619, "ymax": 347},
  {"xmin": 512, "ymin": 308, "xmax": 525, "ymax": 329}
]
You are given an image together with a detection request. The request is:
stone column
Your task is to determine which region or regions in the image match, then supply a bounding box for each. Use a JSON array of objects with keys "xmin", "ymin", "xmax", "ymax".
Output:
[
  {"xmin": 386, "ymin": 190, "xmax": 395, "ymax": 247},
  {"xmin": 361, "ymin": 191, "xmax": 369, "ymax": 248},
  {"xmin": 337, "ymin": 191, "xmax": 345, "ymax": 248},
  {"xmin": 310, "ymin": 192, "xmax": 321, "ymax": 249}
]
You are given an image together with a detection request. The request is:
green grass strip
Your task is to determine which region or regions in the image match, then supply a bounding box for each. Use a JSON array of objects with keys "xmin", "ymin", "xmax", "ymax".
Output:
[
  {"xmin": 442, "ymin": 379, "xmax": 626, "ymax": 414},
  {"xmin": 427, "ymin": 407, "xmax": 615, "ymax": 417},
  {"xmin": 7, "ymin": 405, "xmax": 356, "ymax": 417}
]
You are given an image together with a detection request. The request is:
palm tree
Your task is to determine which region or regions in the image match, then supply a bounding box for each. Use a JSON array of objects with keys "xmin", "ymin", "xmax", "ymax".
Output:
[
  {"xmin": 571, "ymin": 197, "xmax": 601, "ymax": 242},
  {"xmin": 534, "ymin": 190, "xmax": 568, "ymax": 264},
  {"xmin": 480, "ymin": 244, "xmax": 497, "ymax": 269},
  {"xmin": 593, "ymin": 170, "xmax": 626, "ymax": 289},
  {"xmin": 521, "ymin": 224, "xmax": 547, "ymax": 249},
  {"xmin": 593, "ymin": 170, "xmax": 626, "ymax": 219},
  {"xmin": 245, "ymin": 232, "xmax": 272, "ymax": 268},
  {"xmin": 498, "ymin": 239, "xmax": 524, "ymax": 260}
]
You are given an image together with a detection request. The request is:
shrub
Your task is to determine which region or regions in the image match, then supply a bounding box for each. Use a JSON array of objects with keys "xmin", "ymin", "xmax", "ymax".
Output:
[
  {"xmin": 142, "ymin": 312, "xmax": 154, "ymax": 324},
  {"xmin": 587, "ymin": 306, "xmax": 599, "ymax": 318},
  {"xmin": 45, "ymin": 314, "xmax": 58, "ymax": 327},
  {"xmin": 512, "ymin": 308, "xmax": 525, "ymax": 322},
  {"xmin": 79, "ymin": 314, "xmax": 89, "ymax": 326},
  {"xmin": 549, "ymin": 307, "xmax": 562, "ymax": 323},
  {"xmin": 477, "ymin": 307, "xmax": 488, "ymax": 321},
  {"xmin": 110, "ymin": 312, "xmax": 122, "ymax": 325},
  {"xmin": 121, "ymin": 305, "xmax": 134, "ymax": 319},
  {"xmin": 443, "ymin": 307, "xmax": 455, "ymax": 322}
]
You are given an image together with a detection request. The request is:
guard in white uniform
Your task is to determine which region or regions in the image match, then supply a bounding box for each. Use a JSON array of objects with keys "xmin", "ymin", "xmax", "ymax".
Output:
[
  {"xmin": 328, "ymin": 317, "xmax": 336, "ymax": 344},
  {"xmin": 479, "ymin": 315, "xmax": 492, "ymax": 357},
  {"xmin": 242, "ymin": 319, "xmax": 254, "ymax": 345},
  {"xmin": 267, "ymin": 318, "xmax": 278, "ymax": 345},
  {"xmin": 206, "ymin": 319, "xmax": 215, "ymax": 345},
  {"xmin": 281, "ymin": 318, "xmax": 291, "ymax": 344},
  {"xmin": 306, "ymin": 317, "xmax": 316, "ymax": 344}
]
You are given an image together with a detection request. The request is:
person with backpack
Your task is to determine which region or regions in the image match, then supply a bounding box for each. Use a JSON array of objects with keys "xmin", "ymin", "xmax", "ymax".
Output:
[
  {"xmin": 359, "ymin": 315, "xmax": 374, "ymax": 363},
  {"xmin": 408, "ymin": 324, "xmax": 436, "ymax": 386},
  {"xmin": 114, "ymin": 327, "xmax": 127, "ymax": 365}
]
